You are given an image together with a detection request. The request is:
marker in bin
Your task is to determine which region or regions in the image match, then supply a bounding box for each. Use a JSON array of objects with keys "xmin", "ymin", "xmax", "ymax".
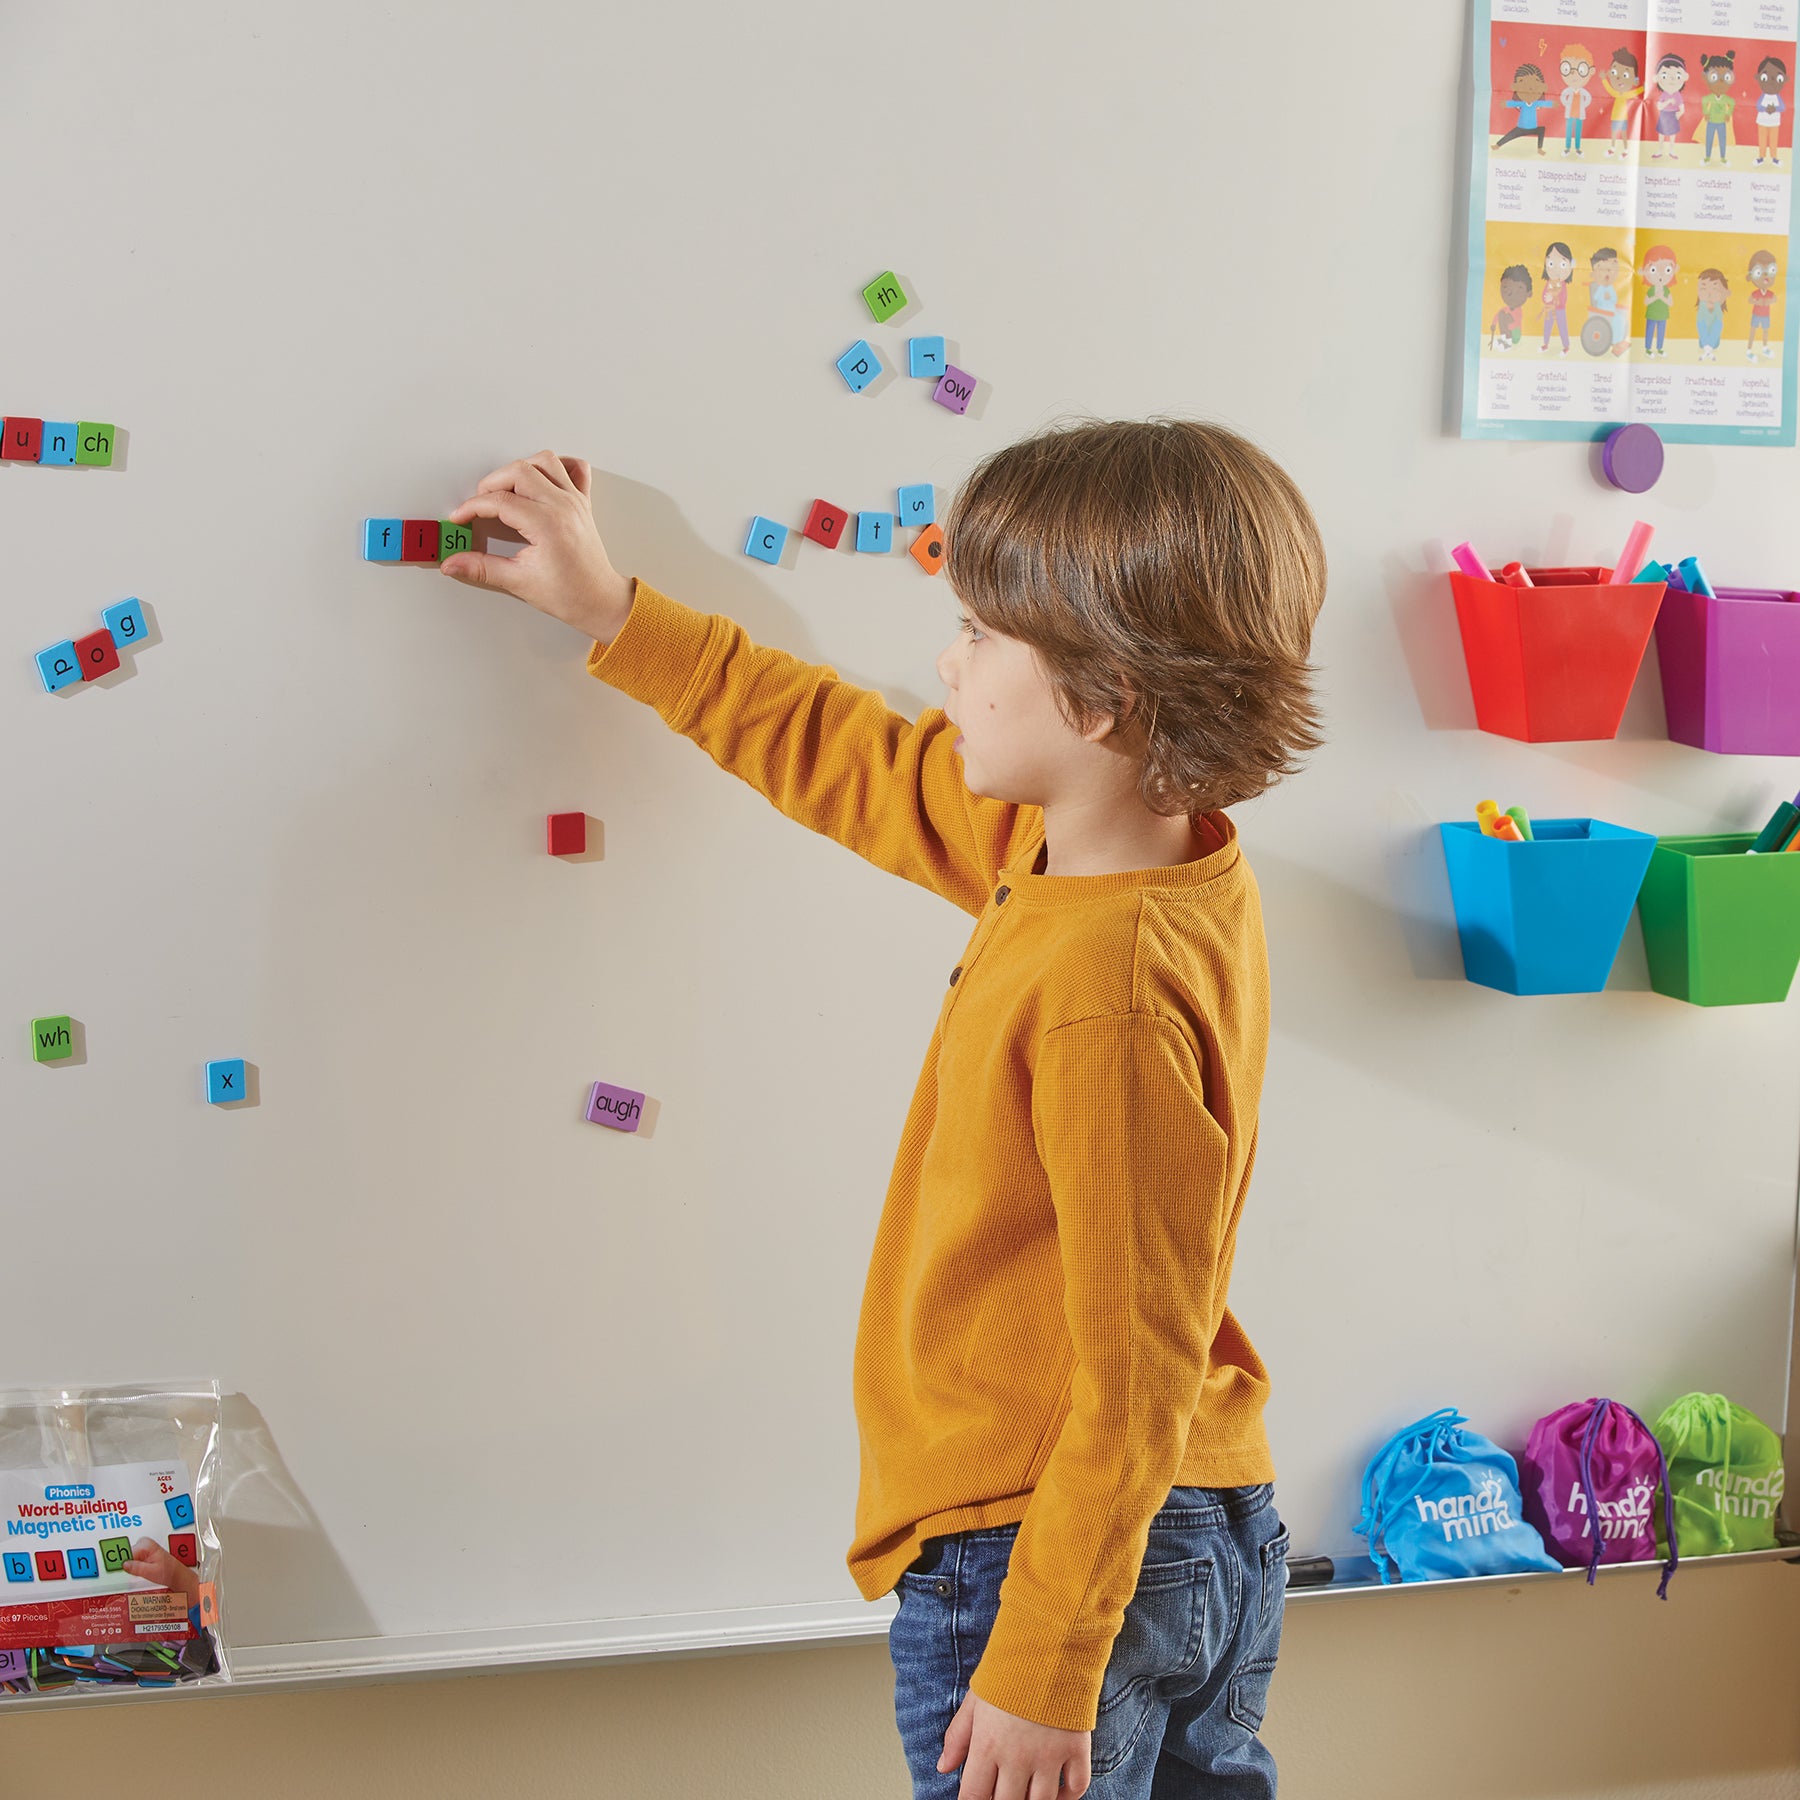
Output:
[
  {"xmin": 1451, "ymin": 542, "xmax": 1495, "ymax": 582},
  {"xmin": 1676, "ymin": 555, "xmax": 1715, "ymax": 598},
  {"xmin": 1748, "ymin": 791, "xmax": 1800, "ymax": 854},
  {"xmin": 1499, "ymin": 561, "xmax": 1535, "ymax": 587},
  {"xmin": 1608, "ymin": 521, "xmax": 1654, "ymax": 585},
  {"xmin": 1475, "ymin": 800, "xmax": 1533, "ymax": 841}
]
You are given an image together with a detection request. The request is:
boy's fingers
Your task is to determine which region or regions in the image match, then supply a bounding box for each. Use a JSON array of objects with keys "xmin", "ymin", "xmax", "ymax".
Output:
[
  {"xmin": 476, "ymin": 458, "xmax": 560, "ymax": 503},
  {"xmin": 526, "ymin": 450, "xmax": 580, "ymax": 493},
  {"xmin": 446, "ymin": 491, "xmax": 536, "ymax": 533},
  {"xmin": 562, "ymin": 457, "xmax": 593, "ymax": 496},
  {"xmin": 441, "ymin": 551, "xmax": 525, "ymax": 593}
]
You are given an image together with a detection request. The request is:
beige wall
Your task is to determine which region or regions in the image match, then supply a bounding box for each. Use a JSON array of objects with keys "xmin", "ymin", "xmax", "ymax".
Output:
[{"xmin": 10, "ymin": 1562, "xmax": 1798, "ymax": 1798}]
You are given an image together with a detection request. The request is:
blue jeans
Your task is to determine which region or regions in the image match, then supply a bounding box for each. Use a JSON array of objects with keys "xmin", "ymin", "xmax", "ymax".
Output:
[
  {"xmin": 1706, "ymin": 121, "xmax": 1728, "ymax": 158},
  {"xmin": 888, "ymin": 1483, "xmax": 1289, "ymax": 1798}
]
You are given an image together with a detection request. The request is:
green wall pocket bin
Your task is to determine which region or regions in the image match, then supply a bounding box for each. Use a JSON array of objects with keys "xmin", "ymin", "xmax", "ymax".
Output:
[{"xmin": 1636, "ymin": 834, "xmax": 1800, "ymax": 1006}]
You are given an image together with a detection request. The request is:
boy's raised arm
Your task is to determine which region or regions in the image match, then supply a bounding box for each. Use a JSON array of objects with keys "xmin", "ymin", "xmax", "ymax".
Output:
[{"xmin": 440, "ymin": 453, "xmax": 1025, "ymax": 917}]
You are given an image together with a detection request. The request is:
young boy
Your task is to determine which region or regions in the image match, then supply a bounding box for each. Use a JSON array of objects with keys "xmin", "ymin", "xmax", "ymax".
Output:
[{"xmin": 441, "ymin": 419, "xmax": 1326, "ymax": 1799}]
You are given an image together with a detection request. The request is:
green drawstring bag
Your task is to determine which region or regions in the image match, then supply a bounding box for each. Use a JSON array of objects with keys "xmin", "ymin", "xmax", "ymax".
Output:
[{"xmin": 1652, "ymin": 1393, "xmax": 1786, "ymax": 1556}]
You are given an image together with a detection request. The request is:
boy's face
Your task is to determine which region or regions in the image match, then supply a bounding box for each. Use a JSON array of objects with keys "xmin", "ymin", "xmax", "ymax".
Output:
[
  {"xmin": 1751, "ymin": 257, "xmax": 1778, "ymax": 285},
  {"xmin": 1500, "ymin": 275, "xmax": 1529, "ymax": 307},
  {"xmin": 1591, "ymin": 257, "xmax": 1618, "ymax": 286},
  {"xmin": 1699, "ymin": 275, "xmax": 1727, "ymax": 306},
  {"xmin": 1610, "ymin": 58, "xmax": 1635, "ymax": 88},
  {"xmin": 1515, "ymin": 69, "xmax": 1545, "ymax": 102},
  {"xmin": 1659, "ymin": 63, "xmax": 1686, "ymax": 93},
  {"xmin": 1761, "ymin": 63, "xmax": 1786, "ymax": 93},
  {"xmin": 1560, "ymin": 51, "xmax": 1592, "ymax": 87},
  {"xmin": 936, "ymin": 602, "xmax": 1116, "ymax": 805}
]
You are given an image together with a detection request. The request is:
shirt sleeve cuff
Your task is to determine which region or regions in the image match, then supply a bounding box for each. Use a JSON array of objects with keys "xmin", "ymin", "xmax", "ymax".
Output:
[
  {"xmin": 584, "ymin": 579, "xmax": 720, "ymax": 728},
  {"xmin": 967, "ymin": 1597, "xmax": 1116, "ymax": 1734}
]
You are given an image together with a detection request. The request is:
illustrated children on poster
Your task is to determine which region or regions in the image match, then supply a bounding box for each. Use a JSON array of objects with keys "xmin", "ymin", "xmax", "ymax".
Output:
[
  {"xmin": 1489, "ymin": 264, "xmax": 1533, "ymax": 349},
  {"xmin": 1602, "ymin": 48, "xmax": 1642, "ymax": 158},
  {"xmin": 1539, "ymin": 241, "xmax": 1575, "ymax": 352},
  {"xmin": 1586, "ymin": 247, "xmax": 1632, "ymax": 356},
  {"xmin": 1642, "ymin": 246, "xmax": 1677, "ymax": 355},
  {"xmin": 1695, "ymin": 269, "xmax": 1729, "ymax": 360},
  {"xmin": 1756, "ymin": 55, "xmax": 1787, "ymax": 166},
  {"xmin": 1496, "ymin": 64, "xmax": 1552, "ymax": 155},
  {"xmin": 1652, "ymin": 53, "xmax": 1689, "ymax": 158},
  {"xmin": 1560, "ymin": 45, "xmax": 1596, "ymax": 155},
  {"xmin": 1698, "ymin": 50, "xmax": 1737, "ymax": 165},
  {"xmin": 1747, "ymin": 249, "xmax": 1780, "ymax": 358}
]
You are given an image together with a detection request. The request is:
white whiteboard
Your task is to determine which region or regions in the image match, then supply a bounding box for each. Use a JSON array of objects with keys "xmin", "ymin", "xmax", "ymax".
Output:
[{"xmin": 4, "ymin": 0, "xmax": 1795, "ymax": 1684}]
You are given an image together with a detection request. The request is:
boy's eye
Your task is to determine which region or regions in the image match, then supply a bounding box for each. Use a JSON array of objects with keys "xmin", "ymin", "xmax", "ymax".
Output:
[{"xmin": 957, "ymin": 614, "xmax": 983, "ymax": 640}]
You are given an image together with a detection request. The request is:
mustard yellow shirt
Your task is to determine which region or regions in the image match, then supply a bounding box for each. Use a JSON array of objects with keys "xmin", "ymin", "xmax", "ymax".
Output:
[{"xmin": 587, "ymin": 580, "xmax": 1277, "ymax": 1731}]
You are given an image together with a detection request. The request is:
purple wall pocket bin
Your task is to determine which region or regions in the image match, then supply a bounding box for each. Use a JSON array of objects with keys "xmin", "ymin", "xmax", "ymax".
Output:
[{"xmin": 1654, "ymin": 585, "xmax": 1800, "ymax": 756}]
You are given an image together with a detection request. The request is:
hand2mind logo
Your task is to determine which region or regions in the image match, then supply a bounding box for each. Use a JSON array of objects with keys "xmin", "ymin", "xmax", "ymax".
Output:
[
  {"xmin": 1696, "ymin": 1464, "xmax": 1785, "ymax": 1520},
  {"xmin": 1565, "ymin": 1479, "xmax": 1655, "ymax": 1542},
  {"xmin": 1414, "ymin": 1473, "xmax": 1518, "ymax": 1542}
]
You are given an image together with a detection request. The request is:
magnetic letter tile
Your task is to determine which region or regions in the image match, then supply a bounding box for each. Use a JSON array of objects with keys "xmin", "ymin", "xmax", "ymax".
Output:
[
  {"xmin": 363, "ymin": 519, "xmax": 402, "ymax": 561},
  {"xmin": 75, "ymin": 422, "xmax": 114, "ymax": 466},
  {"xmin": 198, "ymin": 1580, "xmax": 218, "ymax": 1626},
  {"xmin": 438, "ymin": 519, "xmax": 472, "ymax": 557},
  {"xmin": 39, "ymin": 422, "xmax": 77, "ymax": 465},
  {"xmin": 34, "ymin": 1551, "xmax": 65, "ymax": 1581},
  {"xmin": 102, "ymin": 597, "xmax": 146, "ymax": 650},
  {"xmin": 586, "ymin": 1080, "xmax": 645, "ymax": 1132},
  {"xmin": 165, "ymin": 1493, "xmax": 195, "ymax": 1529},
  {"xmin": 803, "ymin": 498, "xmax": 848, "ymax": 549},
  {"xmin": 36, "ymin": 641, "xmax": 81, "ymax": 693},
  {"xmin": 911, "ymin": 523, "xmax": 946, "ymax": 574},
  {"xmin": 99, "ymin": 1536, "xmax": 132, "ymax": 1574},
  {"xmin": 897, "ymin": 483, "xmax": 935, "ymax": 526},
  {"xmin": 167, "ymin": 1533, "xmax": 198, "ymax": 1567},
  {"xmin": 909, "ymin": 336, "xmax": 945, "ymax": 378},
  {"xmin": 4, "ymin": 1552, "xmax": 32, "ymax": 1582},
  {"xmin": 402, "ymin": 519, "xmax": 440, "ymax": 562},
  {"xmin": 31, "ymin": 1016, "xmax": 73, "ymax": 1062},
  {"xmin": 1, "ymin": 418, "xmax": 42, "ymax": 461},
  {"xmin": 836, "ymin": 340, "xmax": 882, "ymax": 393},
  {"xmin": 206, "ymin": 1059, "xmax": 246, "ymax": 1104},
  {"xmin": 546, "ymin": 812, "xmax": 586, "ymax": 855},
  {"xmin": 862, "ymin": 270, "xmax": 907, "ymax": 321},
  {"xmin": 744, "ymin": 517, "xmax": 788, "ymax": 565},
  {"xmin": 932, "ymin": 366, "xmax": 975, "ymax": 414},
  {"xmin": 0, "ymin": 1650, "xmax": 23, "ymax": 1679},
  {"xmin": 857, "ymin": 512, "xmax": 894, "ymax": 554},
  {"xmin": 66, "ymin": 1548, "xmax": 98, "ymax": 1580},
  {"xmin": 75, "ymin": 628, "xmax": 120, "ymax": 681}
]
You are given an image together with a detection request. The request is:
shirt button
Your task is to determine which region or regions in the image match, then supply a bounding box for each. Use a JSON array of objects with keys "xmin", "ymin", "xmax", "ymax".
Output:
[
  {"xmin": 949, "ymin": 966, "xmax": 962, "ymax": 985},
  {"xmin": 995, "ymin": 886, "xmax": 1011, "ymax": 904}
]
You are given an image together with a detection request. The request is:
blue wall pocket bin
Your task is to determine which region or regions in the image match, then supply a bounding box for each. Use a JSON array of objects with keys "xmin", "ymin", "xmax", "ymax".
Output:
[{"xmin": 1438, "ymin": 817, "xmax": 1658, "ymax": 995}]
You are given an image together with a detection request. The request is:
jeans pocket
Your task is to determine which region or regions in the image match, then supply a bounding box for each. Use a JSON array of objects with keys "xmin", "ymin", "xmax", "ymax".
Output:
[
  {"xmin": 1258, "ymin": 1519, "xmax": 1291, "ymax": 1630},
  {"xmin": 1089, "ymin": 1555, "xmax": 1213, "ymax": 1778},
  {"xmin": 1227, "ymin": 1654, "xmax": 1279, "ymax": 1733}
]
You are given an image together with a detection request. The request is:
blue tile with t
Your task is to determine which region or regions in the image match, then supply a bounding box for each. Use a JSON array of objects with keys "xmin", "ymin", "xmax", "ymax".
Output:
[{"xmin": 857, "ymin": 512, "xmax": 895, "ymax": 553}]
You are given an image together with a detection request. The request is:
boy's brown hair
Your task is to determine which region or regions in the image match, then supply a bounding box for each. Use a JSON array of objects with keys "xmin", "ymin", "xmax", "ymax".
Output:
[{"xmin": 943, "ymin": 416, "xmax": 1328, "ymax": 815}]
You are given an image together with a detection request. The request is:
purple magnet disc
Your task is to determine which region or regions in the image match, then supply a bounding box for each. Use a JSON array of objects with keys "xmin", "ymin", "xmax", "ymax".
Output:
[{"xmin": 1602, "ymin": 423, "xmax": 1664, "ymax": 493}]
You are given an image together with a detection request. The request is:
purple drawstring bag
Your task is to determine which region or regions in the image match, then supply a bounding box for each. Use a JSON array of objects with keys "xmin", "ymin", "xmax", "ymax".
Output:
[{"xmin": 1520, "ymin": 1397, "xmax": 1679, "ymax": 1598}]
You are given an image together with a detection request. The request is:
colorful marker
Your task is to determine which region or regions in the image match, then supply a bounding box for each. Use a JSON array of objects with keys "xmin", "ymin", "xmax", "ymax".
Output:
[
  {"xmin": 1676, "ymin": 555, "xmax": 1715, "ymax": 598},
  {"xmin": 1492, "ymin": 816, "xmax": 1525, "ymax": 841},
  {"xmin": 1475, "ymin": 800, "xmax": 1504, "ymax": 837},
  {"xmin": 1635, "ymin": 559, "xmax": 1674, "ymax": 586},
  {"xmin": 1748, "ymin": 792, "xmax": 1800, "ymax": 853},
  {"xmin": 1505, "ymin": 806, "xmax": 1534, "ymax": 841},
  {"xmin": 1451, "ymin": 542, "xmax": 1496, "ymax": 582},
  {"xmin": 1609, "ymin": 521, "xmax": 1654, "ymax": 585},
  {"xmin": 1499, "ymin": 561, "xmax": 1535, "ymax": 587}
]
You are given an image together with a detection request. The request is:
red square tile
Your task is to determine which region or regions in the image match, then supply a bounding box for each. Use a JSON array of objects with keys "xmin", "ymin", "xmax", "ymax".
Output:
[
  {"xmin": 1, "ymin": 418, "xmax": 42, "ymax": 462},
  {"xmin": 803, "ymin": 499, "xmax": 849, "ymax": 549},
  {"xmin": 547, "ymin": 812, "xmax": 586, "ymax": 855},
  {"xmin": 402, "ymin": 519, "xmax": 441, "ymax": 561},
  {"xmin": 75, "ymin": 628, "xmax": 121, "ymax": 680}
]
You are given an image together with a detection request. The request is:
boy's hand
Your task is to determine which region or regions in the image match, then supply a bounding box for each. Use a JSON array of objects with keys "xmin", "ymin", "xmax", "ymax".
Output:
[
  {"xmin": 939, "ymin": 1690, "xmax": 1091, "ymax": 1798},
  {"xmin": 121, "ymin": 1538, "xmax": 200, "ymax": 1606},
  {"xmin": 440, "ymin": 451, "xmax": 636, "ymax": 646}
]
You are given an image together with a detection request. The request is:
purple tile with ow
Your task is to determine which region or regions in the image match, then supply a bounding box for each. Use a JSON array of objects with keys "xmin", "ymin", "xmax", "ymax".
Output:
[{"xmin": 586, "ymin": 1080, "xmax": 645, "ymax": 1133}]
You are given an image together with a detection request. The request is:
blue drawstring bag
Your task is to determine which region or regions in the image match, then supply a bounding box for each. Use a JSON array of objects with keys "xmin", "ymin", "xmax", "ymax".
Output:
[{"xmin": 1353, "ymin": 1407, "xmax": 1562, "ymax": 1582}]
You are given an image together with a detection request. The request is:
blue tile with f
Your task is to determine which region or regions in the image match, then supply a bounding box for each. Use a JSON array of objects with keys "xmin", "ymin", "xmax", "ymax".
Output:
[
  {"xmin": 363, "ymin": 518, "xmax": 403, "ymax": 562},
  {"xmin": 836, "ymin": 340, "xmax": 883, "ymax": 393},
  {"xmin": 857, "ymin": 512, "xmax": 896, "ymax": 553},
  {"xmin": 897, "ymin": 483, "xmax": 936, "ymax": 527},
  {"xmin": 36, "ymin": 640, "xmax": 82, "ymax": 693},
  {"xmin": 39, "ymin": 422, "xmax": 78, "ymax": 466},
  {"xmin": 102, "ymin": 597, "xmax": 147, "ymax": 651},
  {"xmin": 206, "ymin": 1058, "xmax": 247, "ymax": 1104},
  {"xmin": 908, "ymin": 337, "xmax": 945, "ymax": 378},
  {"xmin": 744, "ymin": 517, "xmax": 789, "ymax": 565}
]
